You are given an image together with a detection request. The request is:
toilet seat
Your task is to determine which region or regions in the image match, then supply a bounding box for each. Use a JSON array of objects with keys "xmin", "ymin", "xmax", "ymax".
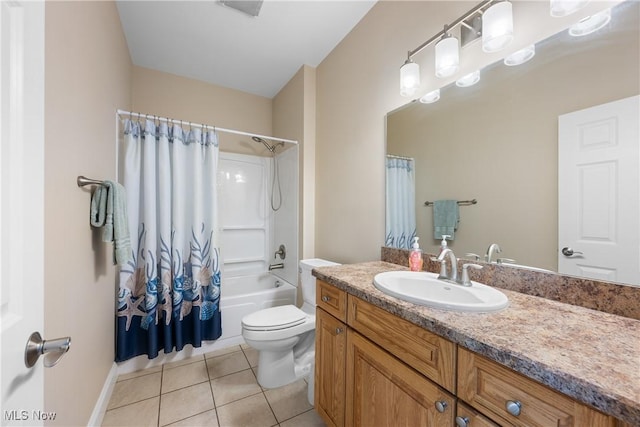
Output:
[{"xmin": 242, "ymin": 305, "xmax": 307, "ymax": 331}]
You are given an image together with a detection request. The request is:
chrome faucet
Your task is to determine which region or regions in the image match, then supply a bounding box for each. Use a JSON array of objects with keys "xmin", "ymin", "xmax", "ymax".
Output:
[
  {"xmin": 436, "ymin": 248, "xmax": 459, "ymax": 282},
  {"xmin": 434, "ymin": 248, "xmax": 483, "ymax": 286},
  {"xmin": 268, "ymin": 263, "xmax": 284, "ymax": 271},
  {"xmin": 485, "ymin": 243, "xmax": 502, "ymax": 263}
]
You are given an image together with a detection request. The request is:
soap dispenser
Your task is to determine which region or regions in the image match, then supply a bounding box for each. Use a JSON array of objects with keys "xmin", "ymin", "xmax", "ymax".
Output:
[
  {"xmin": 439, "ymin": 235, "xmax": 451, "ymax": 255},
  {"xmin": 409, "ymin": 237, "xmax": 423, "ymax": 272}
]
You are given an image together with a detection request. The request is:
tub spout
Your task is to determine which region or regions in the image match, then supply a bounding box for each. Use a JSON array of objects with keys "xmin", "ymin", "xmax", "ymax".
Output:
[{"xmin": 269, "ymin": 263, "xmax": 284, "ymax": 271}]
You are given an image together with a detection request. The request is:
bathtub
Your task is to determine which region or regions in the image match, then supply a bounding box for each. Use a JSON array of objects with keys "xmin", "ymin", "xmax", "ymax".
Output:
[{"xmin": 219, "ymin": 273, "xmax": 297, "ymax": 340}]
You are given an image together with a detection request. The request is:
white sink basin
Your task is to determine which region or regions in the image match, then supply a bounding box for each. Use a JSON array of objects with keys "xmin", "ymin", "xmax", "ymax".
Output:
[{"xmin": 373, "ymin": 271, "xmax": 509, "ymax": 313}]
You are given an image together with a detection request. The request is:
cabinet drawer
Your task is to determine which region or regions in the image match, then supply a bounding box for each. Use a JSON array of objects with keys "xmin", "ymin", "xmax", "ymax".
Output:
[
  {"xmin": 316, "ymin": 280, "xmax": 347, "ymax": 322},
  {"xmin": 458, "ymin": 347, "xmax": 615, "ymax": 427},
  {"xmin": 347, "ymin": 295, "xmax": 456, "ymax": 393},
  {"xmin": 456, "ymin": 402, "xmax": 499, "ymax": 427}
]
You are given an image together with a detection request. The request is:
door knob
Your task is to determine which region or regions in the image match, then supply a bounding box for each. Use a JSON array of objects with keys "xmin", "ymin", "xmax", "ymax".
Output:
[
  {"xmin": 561, "ymin": 247, "xmax": 584, "ymax": 257},
  {"xmin": 24, "ymin": 331, "xmax": 71, "ymax": 368}
]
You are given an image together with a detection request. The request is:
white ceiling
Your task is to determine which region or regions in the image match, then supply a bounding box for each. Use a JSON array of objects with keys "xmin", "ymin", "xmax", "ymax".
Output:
[{"xmin": 116, "ymin": 0, "xmax": 377, "ymax": 98}]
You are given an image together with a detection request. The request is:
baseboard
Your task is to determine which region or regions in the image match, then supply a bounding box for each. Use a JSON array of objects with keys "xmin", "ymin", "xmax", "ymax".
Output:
[{"xmin": 87, "ymin": 362, "xmax": 118, "ymax": 427}]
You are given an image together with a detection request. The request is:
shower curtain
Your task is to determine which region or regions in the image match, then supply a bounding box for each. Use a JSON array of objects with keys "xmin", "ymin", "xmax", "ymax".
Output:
[
  {"xmin": 116, "ymin": 119, "xmax": 222, "ymax": 362},
  {"xmin": 385, "ymin": 156, "xmax": 416, "ymax": 250}
]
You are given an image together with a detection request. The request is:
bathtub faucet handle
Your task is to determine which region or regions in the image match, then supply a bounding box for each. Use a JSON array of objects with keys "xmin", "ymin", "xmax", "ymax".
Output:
[{"xmin": 274, "ymin": 244, "xmax": 286, "ymax": 260}]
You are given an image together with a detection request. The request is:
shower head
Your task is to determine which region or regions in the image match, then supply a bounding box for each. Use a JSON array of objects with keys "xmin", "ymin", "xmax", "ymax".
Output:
[
  {"xmin": 252, "ymin": 136, "xmax": 274, "ymax": 152},
  {"xmin": 252, "ymin": 136, "xmax": 284, "ymax": 153}
]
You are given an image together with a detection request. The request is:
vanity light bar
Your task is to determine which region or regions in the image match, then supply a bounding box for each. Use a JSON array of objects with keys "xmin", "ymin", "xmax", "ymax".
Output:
[{"xmin": 401, "ymin": 0, "xmax": 515, "ymax": 98}]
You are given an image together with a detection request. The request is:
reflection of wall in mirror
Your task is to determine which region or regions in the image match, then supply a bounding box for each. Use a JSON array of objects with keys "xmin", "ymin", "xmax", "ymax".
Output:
[{"xmin": 386, "ymin": 2, "xmax": 639, "ymax": 271}]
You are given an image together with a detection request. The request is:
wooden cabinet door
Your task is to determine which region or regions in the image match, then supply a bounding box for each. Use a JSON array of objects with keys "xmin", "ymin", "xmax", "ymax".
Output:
[
  {"xmin": 315, "ymin": 308, "xmax": 346, "ymax": 427},
  {"xmin": 346, "ymin": 329, "xmax": 455, "ymax": 427}
]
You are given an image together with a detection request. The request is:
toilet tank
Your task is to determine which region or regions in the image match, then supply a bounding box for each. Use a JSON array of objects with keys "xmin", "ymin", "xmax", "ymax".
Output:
[{"xmin": 299, "ymin": 258, "xmax": 340, "ymax": 307}]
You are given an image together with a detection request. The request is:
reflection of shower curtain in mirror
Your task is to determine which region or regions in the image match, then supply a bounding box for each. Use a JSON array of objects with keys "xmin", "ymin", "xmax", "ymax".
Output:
[
  {"xmin": 385, "ymin": 156, "xmax": 416, "ymax": 250},
  {"xmin": 116, "ymin": 119, "xmax": 222, "ymax": 362}
]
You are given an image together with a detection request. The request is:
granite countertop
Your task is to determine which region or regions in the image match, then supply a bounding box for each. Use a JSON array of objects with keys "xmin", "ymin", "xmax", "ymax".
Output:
[{"xmin": 313, "ymin": 261, "xmax": 640, "ymax": 425}]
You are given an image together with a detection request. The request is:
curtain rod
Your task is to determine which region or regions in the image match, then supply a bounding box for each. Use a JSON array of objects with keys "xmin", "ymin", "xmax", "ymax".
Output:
[
  {"xmin": 386, "ymin": 154, "xmax": 414, "ymax": 161},
  {"xmin": 116, "ymin": 109, "xmax": 298, "ymax": 145}
]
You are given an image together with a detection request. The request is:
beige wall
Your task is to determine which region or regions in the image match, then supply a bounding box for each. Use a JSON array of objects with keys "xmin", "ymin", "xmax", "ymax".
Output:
[
  {"xmin": 44, "ymin": 1, "xmax": 132, "ymax": 425},
  {"xmin": 314, "ymin": 0, "xmax": 624, "ymax": 264},
  {"xmin": 273, "ymin": 65, "xmax": 317, "ymax": 262},
  {"xmin": 132, "ymin": 66, "xmax": 273, "ymax": 156}
]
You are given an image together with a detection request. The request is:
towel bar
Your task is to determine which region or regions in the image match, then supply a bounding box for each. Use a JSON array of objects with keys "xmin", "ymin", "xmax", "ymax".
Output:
[
  {"xmin": 424, "ymin": 199, "xmax": 477, "ymax": 206},
  {"xmin": 77, "ymin": 176, "xmax": 106, "ymax": 187}
]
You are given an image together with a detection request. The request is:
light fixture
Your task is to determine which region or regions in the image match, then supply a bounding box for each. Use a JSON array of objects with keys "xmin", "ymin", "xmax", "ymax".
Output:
[
  {"xmin": 400, "ymin": 0, "xmax": 516, "ymax": 97},
  {"xmin": 456, "ymin": 70, "xmax": 481, "ymax": 87},
  {"xmin": 435, "ymin": 27, "xmax": 460, "ymax": 78},
  {"xmin": 569, "ymin": 9, "xmax": 611, "ymax": 37},
  {"xmin": 400, "ymin": 58, "xmax": 420, "ymax": 97},
  {"xmin": 482, "ymin": 1, "xmax": 514, "ymax": 53},
  {"xmin": 504, "ymin": 44, "xmax": 535, "ymax": 66},
  {"xmin": 419, "ymin": 89, "xmax": 440, "ymax": 104},
  {"xmin": 549, "ymin": 0, "xmax": 590, "ymax": 17}
]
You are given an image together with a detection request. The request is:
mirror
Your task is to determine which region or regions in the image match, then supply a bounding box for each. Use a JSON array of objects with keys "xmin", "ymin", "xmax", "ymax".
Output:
[{"xmin": 385, "ymin": 1, "xmax": 639, "ymax": 282}]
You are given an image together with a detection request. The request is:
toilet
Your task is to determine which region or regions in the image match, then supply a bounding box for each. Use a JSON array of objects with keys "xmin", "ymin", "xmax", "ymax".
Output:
[{"xmin": 241, "ymin": 258, "xmax": 339, "ymax": 405}]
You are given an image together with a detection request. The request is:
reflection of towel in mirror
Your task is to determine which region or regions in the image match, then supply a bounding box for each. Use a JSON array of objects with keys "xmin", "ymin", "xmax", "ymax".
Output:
[
  {"xmin": 90, "ymin": 180, "xmax": 132, "ymax": 265},
  {"xmin": 433, "ymin": 199, "xmax": 459, "ymax": 240}
]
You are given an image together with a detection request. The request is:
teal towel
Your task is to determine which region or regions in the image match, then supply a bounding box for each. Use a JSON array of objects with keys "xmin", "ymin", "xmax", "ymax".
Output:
[
  {"xmin": 90, "ymin": 186, "xmax": 107, "ymax": 227},
  {"xmin": 90, "ymin": 181, "xmax": 132, "ymax": 266},
  {"xmin": 433, "ymin": 199, "xmax": 459, "ymax": 240}
]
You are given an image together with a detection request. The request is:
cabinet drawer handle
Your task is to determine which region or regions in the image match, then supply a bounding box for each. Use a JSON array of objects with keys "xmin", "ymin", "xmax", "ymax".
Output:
[
  {"xmin": 434, "ymin": 400, "xmax": 448, "ymax": 413},
  {"xmin": 455, "ymin": 416, "xmax": 470, "ymax": 427},
  {"xmin": 321, "ymin": 295, "xmax": 331, "ymax": 302},
  {"xmin": 506, "ymin": 400, "xmax": 522, "ymax": 417},
  {"xmin": 335, "ymin": 327, "xmax": 344, "ymax": 334}
]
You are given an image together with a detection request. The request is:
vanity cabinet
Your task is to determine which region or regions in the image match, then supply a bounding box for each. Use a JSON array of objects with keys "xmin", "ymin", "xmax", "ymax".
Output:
[{"xmin": 315, "ymin": 279, "xmax": 624, "ymax": 427}]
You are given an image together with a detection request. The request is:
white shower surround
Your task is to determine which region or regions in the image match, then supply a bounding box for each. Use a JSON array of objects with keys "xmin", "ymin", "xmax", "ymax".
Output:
[{"xmin": 218, "ymin": 149, "xmax": 299, "ymax": 286}]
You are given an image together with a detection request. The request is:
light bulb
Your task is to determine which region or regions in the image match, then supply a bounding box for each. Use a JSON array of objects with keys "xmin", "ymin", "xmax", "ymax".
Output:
[
  {"xmin": 504, "ymin": 45, "xmax": 535, "ymax": 66},
  {"xmin": 482, "ymin": 1, "xmax": 514, "ymax": 53},
  {"xmin": 550, "ymin": 0, "xmax": 590, "ymax": 17},
  {"xmin": 569, "ymin": 9, "xmax": 611, "ymax": 37},
  {"xmin": 456, "ymin": 70, "xmax": 481, "ymax": 87},
  {"xmin": 419, "ymin": 89, "xmax": 440, "ymax": 104},
  {"xmin": 435, "ymin": 35, "xmax": 460, "ymax": 78},
  {"xmin": 400, "ymin": 60, "xmax": 420, "ymax": 97}
]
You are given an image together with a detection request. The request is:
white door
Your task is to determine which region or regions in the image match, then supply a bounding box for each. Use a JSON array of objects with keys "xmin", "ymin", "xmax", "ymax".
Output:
[
  {"xmin": 558, "ymin": 95, "xmax": 640, "ymax": 286},
  {"xmin": 1, "ymin": 1, "xmax": 46, "ymax": 424}
]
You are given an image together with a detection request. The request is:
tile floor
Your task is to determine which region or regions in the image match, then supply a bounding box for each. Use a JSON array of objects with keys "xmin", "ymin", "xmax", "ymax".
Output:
[{"xmin": 102, "ymin": 344, "xmax": 326, "ymax": 427}]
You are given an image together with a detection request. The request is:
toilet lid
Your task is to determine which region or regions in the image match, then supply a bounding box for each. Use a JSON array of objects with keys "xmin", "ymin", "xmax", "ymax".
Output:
[{"xmin": 242, "ymin": 305, "xmax": 307, "ymax": 331}]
